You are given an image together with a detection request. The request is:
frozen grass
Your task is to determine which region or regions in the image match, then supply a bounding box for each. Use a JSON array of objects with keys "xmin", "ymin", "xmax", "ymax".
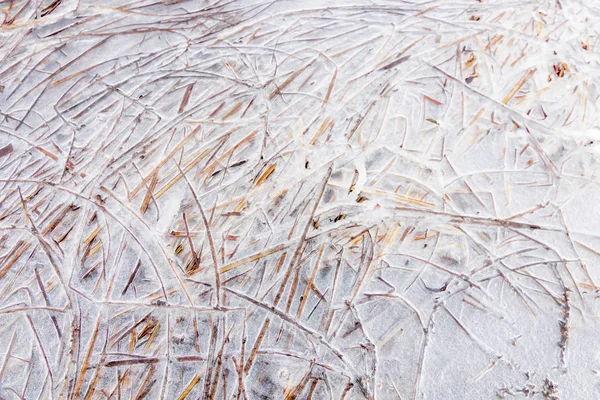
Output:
[{"xmin": 1, "ymin": 0, "xmax": 600, "ymax": 398}]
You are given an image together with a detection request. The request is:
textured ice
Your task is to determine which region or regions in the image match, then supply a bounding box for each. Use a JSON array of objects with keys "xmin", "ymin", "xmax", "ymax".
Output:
[{"xmin": 1, "ymin": 0, "xmax": 600, "ymax": 399}]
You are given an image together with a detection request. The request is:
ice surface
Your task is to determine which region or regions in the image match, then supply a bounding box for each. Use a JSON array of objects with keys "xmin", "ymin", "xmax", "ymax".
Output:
[{"xmin": 1, "ymin": 0, "xmax": 600, "ymax": 399}]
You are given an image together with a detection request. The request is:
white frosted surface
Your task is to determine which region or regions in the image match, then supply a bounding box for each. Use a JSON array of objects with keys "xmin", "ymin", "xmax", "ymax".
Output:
[{"xmin": 1, "ymin": 0, "xmax": 600, "ymax": 399}]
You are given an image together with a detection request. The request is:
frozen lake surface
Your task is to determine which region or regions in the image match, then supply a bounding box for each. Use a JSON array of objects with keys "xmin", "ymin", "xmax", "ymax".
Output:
[{"xmin": 1, "ymin": 0, "xmax": 600, "ymax": 398}]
